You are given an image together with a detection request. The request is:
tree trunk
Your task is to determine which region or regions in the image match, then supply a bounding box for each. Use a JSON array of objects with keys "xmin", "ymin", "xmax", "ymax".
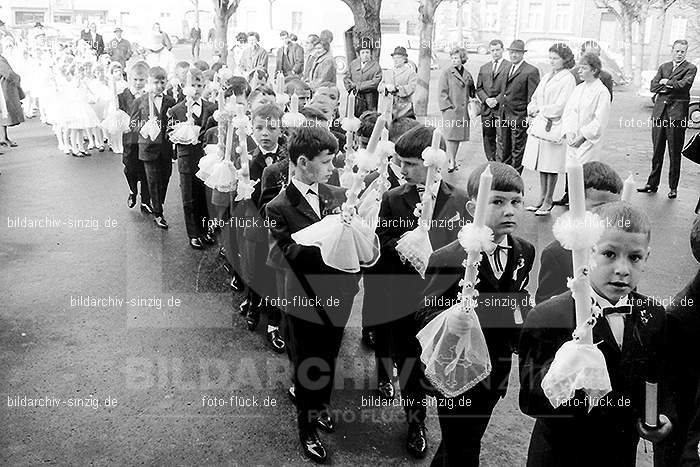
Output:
[
  {"xmin": 457, "ymin": 0, "xmax": 464, "ymax": 45},
  {"xmin": 632, "ymin": 2, "xmax": 650, "ymax": 87},
  {"xmin": 269, "ymin": 0, "xmax": 274, "ymax": 30},
  {"xmin": 622, "ymin": 14, "xmax": 634, "ymax": 82},
  {"xmin": 649, "ymin": 5, "xmax": 668, "ymax": 68},
  {"xmin": 341, "ymin": 0, "xmax": 383, "ymax": 61},
  {"xmin": 415, "ymin": 0, "xmax": 441, "ymax": 117},
  {"xmin": 213, "ymin": 13, "xmax": 228, "ymax": 62},
  {"xmin": 194, "ymin": 0, "xmax": 200, "ymax": 27}
]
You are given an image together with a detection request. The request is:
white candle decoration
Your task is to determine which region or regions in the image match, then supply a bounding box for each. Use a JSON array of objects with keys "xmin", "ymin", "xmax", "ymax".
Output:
[
  {"xmin": 621, "ymin": 173, "xmax": 635, "ymax": 203},
  {"xmin": 645, "ymin": 381, "xmax": 658, "ymax": 428},
  {"xmin": 290, "ymin": 93, "xmax": 299, "ymax": 113}
]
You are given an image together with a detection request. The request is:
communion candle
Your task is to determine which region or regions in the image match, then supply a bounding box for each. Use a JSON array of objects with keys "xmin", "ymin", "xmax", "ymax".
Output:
[
  {"xmin": 472, "ymin": 165, "xmax": 493, "ymax": 227},
  {"xmin": 621, "ymin": 174, "xmax": 635, "ymax": 203},
  {"xmin": 567, "ymin": 158, "xmax": 585, "ymax": 218},
  {"xmin": 347, "ymin": 92, "xmax": 355, "ymax": 118},
  {"xmin": 290, "ymin": 93, "xmax": 299, "ymax": 113},
  {"xmin": 645, "ymin": 381, "xmax": 658, "ymax": 429},
  {"xmin": 366, "ymin": 115, "xmax": 387, "ymax": 153}
]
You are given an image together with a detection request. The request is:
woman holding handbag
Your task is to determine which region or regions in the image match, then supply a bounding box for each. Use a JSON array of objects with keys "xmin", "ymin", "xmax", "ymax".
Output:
[
  {"xmin": 438, "ymin": 47, "xmax": 476, "ymax": 172},
  {"xmin": 523, "ymin": 43, "xmax": 576, "ymax": 215}
]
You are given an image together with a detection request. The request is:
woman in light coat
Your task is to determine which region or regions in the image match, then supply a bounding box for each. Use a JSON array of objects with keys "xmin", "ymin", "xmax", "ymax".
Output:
[
  {"xmin": 378, "ymin": 46, "xmax": 416, "ymax": 120},
  {"xmin": 523, "ymin": 43, "xmax": 576, "ymax": 215},
  {"xmin": 438, "ymin": 47, "xmax": 475, "ymax": 172},
  {"xmin": 562, "ymin": 52, "xmax": 612, "ymax": 165}
]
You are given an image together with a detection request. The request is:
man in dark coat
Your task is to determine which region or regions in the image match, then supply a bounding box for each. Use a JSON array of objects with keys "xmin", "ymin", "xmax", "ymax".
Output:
[
  {"xmin": 80, "ymin": 23, "xmax": 104, "ymax": 56},
  {"xmin": 496, "ymin": 39, "xmax": 540, "ymax": 174},
  {"xmin": 638, "ymin": 39, "xmax": 698, "ymax": 199},
  {"xmin": 476, "ymin": 39, "xmax": 511, "ymax": 161},
  {"xmin": 107, "ymin": 27, "xmax": 132, "ymax": 67},
  {"xmin": 276, "ymin": 30, "xmax": 304, "ymax": 77},
  {"xmin": 343, "ymin": 42, "xmax": 382, "ymax": 117},
  {"xmin": 0, "ymin": 42, "xmax": 24, "ymax": 146}
]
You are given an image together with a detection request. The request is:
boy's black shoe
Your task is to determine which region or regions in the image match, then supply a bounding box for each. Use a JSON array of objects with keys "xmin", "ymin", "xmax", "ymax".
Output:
[
  {"xmin": 140, "ymin": 203, "xmax": 153, "ymax": 214},
  {"xmin": 637, "ymin": 185, "xmax": 658, "ymax": 193},
  {"xmin": 127, "ymin": 193, "xmax": 137, "ymax": 208},
  {"xmin": 266, "ymin": 329, "xmax": 286, "ymax": 353},
  {"xmin": 299, "ymin": 427, "xmax": 327, "ymax": 463},
  {"xmin": 154, "ymin": 216, "xmax": 169, "ymax": 229},
  {"xmin": 189, "ymin": 238, "xmax": 203, "ymax": 250},
  {"xmin": 406, "ymin": 422, "xmax": 428, "ymax": 458}
]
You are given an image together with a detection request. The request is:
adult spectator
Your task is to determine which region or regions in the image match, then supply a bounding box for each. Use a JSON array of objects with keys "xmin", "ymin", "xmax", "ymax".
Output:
[
  {"xmin": 303, "ymin": 34, "xmax": 320, "ymax": 82},
  {"xmin": 81, "ymin": 23, "xmax": 105, "ymax": 56},
  {"xmin": 497, "ymin": 39, "xmax": 540, "ymax": 174},
  {"xmin": 190, "ymin": 24, "xmax": 202, "ymax": 59},
  {"xmin": 638, "ymin": 39, "xmax": 697, "ymax": 200},
  {"xmin": 240, "ymin": 32, "xmax": 268, "ymax": 77},
  {"xmin": 438, "ymin": 46, "xmax": 476, "ymax": 172},
  {"xmin": 571, "ymin": 40, "xmax": 613, "ymax": 100},
  {"xmin": 308, "ymin": 38, "xmax": 336, "ymax": 91},
  {"xmin": 108, "ymin": 27, "xmax": 133, "ymax": 68},
  {"xmin": 229, "ymin": 32, "xmax": 248, "ymax": 74},
  {"xmin": 0, "ymin": 40, "xmax": 24, "ymax": 147},
  {"xmin": 153, "ymin": 23, "xmax": 172, "ymax": 51},
  {"xmin": 276, "ymin": 30, "xmax": 304, "ymax": 77},
  {"xmin": 343, "ymin": 40, "xmax": 381, "ymax": 117},
  {"xmin": 476, "ymin": 39, "xmax": 510, "ymax": 161},
  {"xmin": 378, "ymin": 46, "xmax": 417, "ymax": 119}
]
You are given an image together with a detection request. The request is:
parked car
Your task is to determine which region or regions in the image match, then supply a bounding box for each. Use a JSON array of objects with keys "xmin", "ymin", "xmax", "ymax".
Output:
[
  {"xmin": 638, "ymin": 66, "xmax": 700, "ymax": 129},
  {"xmin": 438, "ymin": 29, "xmax": 490, "ymax": 55},
  {"xmin": 524, "ymin": 36, "xmax": 629, "ymax": 85}
]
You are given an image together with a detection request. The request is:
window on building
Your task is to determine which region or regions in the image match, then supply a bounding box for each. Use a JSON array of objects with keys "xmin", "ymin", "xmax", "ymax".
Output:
[
  {"xmin": 381, "ymin": 20, "xmax": 401, "ymax": 34},
  {"xmin": 553, "ymin": 1, "xmax": 572, "ymax": 32},
  {"xmin": 524, "ymin": 0, "xmax": 545, "ymax": 31},
  {"xmin": 246, "ymin": 10, "xmax": 256, "ymax": 26},
  {"xmin": 407, "ymin": 20, "xmax": 418, "ymax": 35},
  {"xmin": 15, "ymin": 11, "xmax": 46, "ymax": 25},
  {"xmin": 669, "ymin": 16, "xmax": 688, "ymax": 42},
  {"xmin": 291, "ymin": 11, "xmax": 302, "ymax": 32},
  {"xmin": 54, "ymin": 15, "xmax": 73, "ymax": 24},
  {"xmin": 480, "ymin": 0, "xmax": 500, "ymax": 31}
]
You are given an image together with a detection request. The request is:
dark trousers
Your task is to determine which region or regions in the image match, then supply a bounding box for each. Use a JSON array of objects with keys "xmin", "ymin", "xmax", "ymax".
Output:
[
  {"xmin": 497, "ymin": 113, "xmax": 528, "ymax": 174},
  {"xmin": 288, "ymin": 308, "xmax": 351, "ymax": 429},
  {"xmin": 191, "ymin": 40, "xmax": 200, "ymax": 59},
  {"xmin": 123, "ymin": 144, "xmax": 150, "ymax": 205},
  {"xmin": 481, "ymin": 113, "xmax": 499, "ymax": 162},
  {"xmin": 390, "ymin": 315, "xmax": 428, "ymax": 425},
  {"xmin": 373, "ymin": 322, "xmax": 392, "ymax": 383},
  {"xmin": 430, "ymin": 384, "xmax": 501, "ymax": 467},
  {"xmin": 143, "ymin": 158, "xmax": 172, "ymax": 217},
  {"xmin": 179, "ymin": 172, "xmax": 208, "ymax": 239},
  {"xmin": 647, "ymin": 114, "xmax": 686, "ymax": 190}
]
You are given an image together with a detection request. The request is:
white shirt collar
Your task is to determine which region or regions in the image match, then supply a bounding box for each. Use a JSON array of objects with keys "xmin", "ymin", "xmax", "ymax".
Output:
[
  {"xmin": 260, "ymin": 144, "xmax": 279, "ymax": 155},
  {"xmin": 510, "ymin": 61, "xmax": 523, "ymax": 73},
  {"xmin": 590, "ymin": 286, "xmax": 629, "ymax": 309},
  {"xmin": 291, "ymin": 177, "xmax": 319, "ymax": 195},
  {"xmin": 488, "ymin": 236, "xmax": 509, "ymax": 256}
]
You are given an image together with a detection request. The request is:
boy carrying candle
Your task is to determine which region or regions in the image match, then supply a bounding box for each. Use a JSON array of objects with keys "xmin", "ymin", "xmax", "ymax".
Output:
[
  {"xmin": 519, "ymin": 201, "xmax": 674, "ymax": 466},
  {"xmin": 416, "ymin": 162, "xmax": 535, "ymax": 465},
  {"xmin": 375, "ymin": 124, "xmax": 469, "ymax": 458}
]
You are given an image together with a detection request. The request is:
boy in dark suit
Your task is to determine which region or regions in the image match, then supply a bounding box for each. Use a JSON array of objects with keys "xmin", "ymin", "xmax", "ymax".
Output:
[
  {"xmin": 239, "ymin": 103, "xmax": 288, "ymax": 354},
  {"xmin": 120, "ymin": 62, "xmax": 151, "ymax": 213},
  {"xmin": 476, "ymin": 39, "xmax": 511, "ymax": 161},
  {"xmin": 372, "ymin": 124, "xmax": 469, "ymax": 459},
  {"xmin": 130, "ymin": 66, "xmax": 176, "ymax": 229},
  {"xmin": 167, "ymin": 68, "xmax": 216, "ymax": 249},
  {"xmin": 638, "ymin": 39, "xmax": 698, "ymax": 199},
  {"xmin": 167, "ymin": 61, "xmax": 190, "ymax": 104},
  {"xmin": 416, "ymin": 162, "xmax": 535, "ymax": 466},
  {"xmin": 535, "ymin": 161, "xmax": 622, "ymax": 304},
  {"xmin": 661, "ymin": 215, "xmax": 700, "ymax": 466},
  {"xmin": 265, "ymin": 125, "xmax": 360, "ymax": 463},
  {"xmin": 497, "ymin": 40, "xmax": 540, "ymax": 174},
  {"xmin": 519, "ymin": 202, "xmax": 674, "ymax": 467}
]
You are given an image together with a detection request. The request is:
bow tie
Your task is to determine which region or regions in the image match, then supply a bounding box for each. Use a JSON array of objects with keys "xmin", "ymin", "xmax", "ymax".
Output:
[
  {"xmin": 602, "ymin": 305, "xmax": 632, "ymax": 316},
  {"xmin": 485, "ymin": 243, "xmax": 511, "ymax": 256},
  {"xmin": 416, "ymin": 185, "xmax": 426, "ymax": 194}
]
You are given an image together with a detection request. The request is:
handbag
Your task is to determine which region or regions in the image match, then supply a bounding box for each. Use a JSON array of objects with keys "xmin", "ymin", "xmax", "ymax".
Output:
[
  {"xmin": 528, "ymin": 113, "xmax": 563, "ymax": 144},
  {"xmin": 467, "ymin": 98, "xmax": 481, "ymax": 120},
  {"xmin": 682, "ymin": 132, "xmax": 700, "ymax": 165}
]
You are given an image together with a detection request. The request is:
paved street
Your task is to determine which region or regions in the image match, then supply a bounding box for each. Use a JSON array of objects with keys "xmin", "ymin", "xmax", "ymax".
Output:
[{"xmin": 1, "ymin": 59, "xmax": 698, "ymax": 465}]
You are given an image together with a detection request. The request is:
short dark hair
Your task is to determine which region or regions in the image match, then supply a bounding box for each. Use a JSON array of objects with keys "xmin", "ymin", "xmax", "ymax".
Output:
[
  {"xmin": 673, "ymin": 39, "xmax": 688, "ymax": 48},
  {"xmin": 175, "ymin": 61, "xmax": 190, "ymax": 70},
  {"xmin": 248, "ymin": 68, "xmax": 269, "ymax": 83},
  {"xmin": 225, "ymin": 76, "xmax": 251, "ymax": 98},
  {"xmin": 388, "ymin": 117, "xmax": 420, "ymax": 142},
  {"xmin": 594, "ymin": 201, "xmax": 652, "ymax": 242},
  {"xmin": 580, "ymin": 52, "xmax": 602, "ymax": 78},
  {"xmin": 466, "ymin": 162, "xmax": 524, "ymax": 199},
  {"xmin": 251, "ymin": 84, "xmax": 275, "ymax": 98},
  {"xmin": 193, "ymin": 60, "xmax": 209, "ymax": 71},
  {"xmin": 211, "ymin": 62, "xmax": 223, "ymax": 73},
  {"xmin": 489, "ymin": 39, "xmax": 504, "ymax": 48},
  {"xmin": 450, "ymin": 47, "xmax": 468, "ymax": 64},
  {"xmin": 290, "ymin": 33, "xmax": 298, "ymax": 41},
  {"xmin": 317, "ymin": 38, "xmax": 331, "ymax": 53},
  {"xmin": 248, "ymin": 31, "xmax": 260, "ymax": 41},
  {"xmin": 320, "ymin": 29, "xmax": 333, "ymax": 43},
  {"xmin": 395, "ymin": 125, "xmax": 445, "ymax": 160},
  {"xmin": 288, "ymin": 126, "xmax": 338, "ymax": 164},
  {"xmin": 252, "ymin": 103, "xmax": 283, "ymax": 123},
  {"xmin": 280, "ymin": 30, "xmax": 289, "ymax": 37},
  {"xmin": 285, "ymin": 78, "xmax": 311, "ymax": 97},
  {"xmin": 299, "ymin": 106, "xmax": 328, "ymax": 122},
  {"xmin": 358, "ymin": 112, "xmax": 381, "ymax": 139},
  {"xmin": 692, "ymin": 215, "xmax": 700, "ymax": 263},
  {"xmin": 148, "ymin": 66, "xmax": 167, "ymax": 80},
  {"xmin": 583, "ymin": 161, "xmax": 623, "ymax": 194},
  {"xmin": 580, "ymin": 40, "xmax": 601, "ymax": 55},
  {"xmin": 236, "ymin": 32, "xmax": 248, "ymax": 43},
  {"xmin": 549, "ymin": 43, "xmax": 575, "ymax": 69}
]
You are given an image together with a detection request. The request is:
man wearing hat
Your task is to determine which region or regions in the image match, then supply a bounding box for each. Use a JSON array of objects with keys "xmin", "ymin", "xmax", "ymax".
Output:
[
  {"xmin": 108, "ymin": 27, "xmax": 133, "ymax": 68},
  {"xmin": 379, "ymin": 46, "xmax": 417, "ymax": 119},
  {"xmin": 276, "ymin": 30, "xmax": 304, "ymax": 77},
  {"xmin": 497, "ymin": 39, "xmax": 540, "ymax": 174},
  {"xmin": 343, "ymin": 38, "xmax": 382, "ymax": 117}
]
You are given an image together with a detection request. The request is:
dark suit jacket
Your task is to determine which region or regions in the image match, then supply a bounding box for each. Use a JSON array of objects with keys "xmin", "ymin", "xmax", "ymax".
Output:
[
  {"xmin": 535, "ymin": 239, "xmax": 572, "ymax": 305},
  {"xmin": 276, "ymin": 42, "xmax": 304, "ymax": 76},
  {"xmin": 682, "ymin": 383, "xmax": 700, "ymax": 466},
  {"xmin": 417, "ymin": 235, "xmax": 535, "ymax": 397},
  {"xmin": 118, "ymin": 89, "xmax": 139, "ymax": 145},
  {"xmin": 519, "ymin": 291, "xmax": 673, "ymax": 466},
  {"xmin": 343, "ymin": 58, "xmax": 382, "ymax": 116},
  {"xmin": 371, "ymin": 181, "xmax": 469, "ymax": 324},
  {"xmin": 166, "ymin": 84, "xmax": 185, "ymax": 105},
  {"xmin": 130, "ymin": 93, "xmax": 176, "ymax": 162},
  {"xmin": 476, "ymin": 58, "xmax": 511, "ymax": 117},
  {"xmin": 651, "ymin": 60, "xmax": 698, "ymax": 121},
  {"xmin": 80, "ymin": 31, "xmax": 104, "ymax": 56},
  {"xmin": 573, "ymin": 66, "xmax": 614, "ymax": 101},
  {"xmin": 498, "ymin": 61, "xmax": 540, "ymax": 119},
  {"xmin": 265, "ymin": 181, "xmax": 360, "ymax": 323},
  {"xmin": 167, "ymin": 99, "xmax": 217, "ymax": 173},
  {"xmin": 663, "ymin": 271, "xmax": 700, "ymax": 467}
]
